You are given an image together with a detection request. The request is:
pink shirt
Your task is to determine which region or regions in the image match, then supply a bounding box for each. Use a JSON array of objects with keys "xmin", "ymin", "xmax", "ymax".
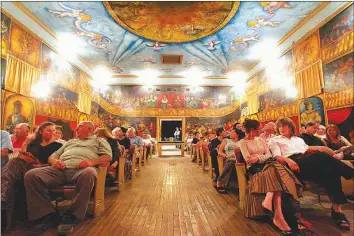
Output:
[{"xmin": 268, "ymin": 135, "xmax": 308, "ymax": 158}]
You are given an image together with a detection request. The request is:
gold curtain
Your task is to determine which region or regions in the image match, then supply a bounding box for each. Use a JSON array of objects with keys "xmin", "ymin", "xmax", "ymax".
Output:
[
  {"xmin": 78, "ymin": 91, "xmax": 92, "ymax": 114},
  {"xmin": 295, "ymin": 61, "xmax": 323, "ymax": 99},
  {"xmin": 247, "ymin": 93, "xmax": 259, "ymax": 114},
  {"xmin": 5, "ymin": 55, "xmax": 40, "ymax": 97}
]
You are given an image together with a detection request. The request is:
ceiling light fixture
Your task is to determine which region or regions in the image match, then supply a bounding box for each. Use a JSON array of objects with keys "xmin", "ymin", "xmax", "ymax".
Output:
[{"xmin": 57, "ymin": 33, "xmax": 83, "ymax": 61}]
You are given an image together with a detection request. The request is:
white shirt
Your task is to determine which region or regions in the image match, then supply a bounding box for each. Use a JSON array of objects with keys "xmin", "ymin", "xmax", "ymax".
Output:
[
  {"xmin": 142, "ymin": 138, "xmax": 152, "ymax": 146},
  {"xmin": 268, "ymin": 135, "xmax": 308, "ymax": 157}
]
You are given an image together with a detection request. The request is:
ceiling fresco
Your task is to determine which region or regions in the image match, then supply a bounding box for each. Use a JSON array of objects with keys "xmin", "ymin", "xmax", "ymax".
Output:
[{"xmin": 22, "ymin": 1, "xmax": 322, "ymax": 76}]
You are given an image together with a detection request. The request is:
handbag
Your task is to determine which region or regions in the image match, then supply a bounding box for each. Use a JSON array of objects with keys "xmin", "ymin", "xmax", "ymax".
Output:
[{"xmin": 18, "ymin": 151, "xmax": 40, "ymax": 164}]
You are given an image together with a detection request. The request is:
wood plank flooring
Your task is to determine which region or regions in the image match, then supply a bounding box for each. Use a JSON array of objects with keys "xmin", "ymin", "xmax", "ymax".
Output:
[{"xmin": 5, "ymin": 155, "xmax": 354, "ymax": 236}]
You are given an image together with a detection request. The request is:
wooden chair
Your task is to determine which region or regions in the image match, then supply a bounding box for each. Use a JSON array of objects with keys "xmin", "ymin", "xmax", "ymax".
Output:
[
  {"xmin": 130, "ymin": 145, "xmax": 137, "ymax": 180},
  {"xmin": 216, "ymin": 145, "xmax": 225, "ymax": 175},
  {"xmin": 143, "ymin": 145, "xmax": 147, "ymax": 163},
  {"xmin": 50, "ymin": 165, "xmax": 108, "ymax": 217},
  {"xmin": 234, "ymin": 148, "xmax": 247, "ymax": 210},
  {"xmin": 207, "ymin": 152, "xmax": 213, "ymax": 179},
  {"xmin": 117, "ymin": 155, "xmax": 126, "ymax": 190}
]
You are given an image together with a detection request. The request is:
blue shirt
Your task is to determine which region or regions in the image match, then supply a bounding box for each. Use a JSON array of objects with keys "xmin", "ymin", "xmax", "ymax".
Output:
[
  {"xmin": 1, "ymin": 130, "xmax": 13, "ymax": 154},
  {"xmin": 129, "ymin": 136, "xmax": 144, "ymax": 147}
]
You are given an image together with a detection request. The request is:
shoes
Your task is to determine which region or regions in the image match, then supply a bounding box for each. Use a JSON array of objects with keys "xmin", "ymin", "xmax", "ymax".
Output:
[
  {"xmin": 28, "ymin": 212, "xmax": 59, "ymax": 235},
  {"xmin": 57, "ymin": 213, "xmax": 76, "ymax": 235},
  {"xmin": 331, "ymin": 207, "xmax": 350, "ymax": 231}
]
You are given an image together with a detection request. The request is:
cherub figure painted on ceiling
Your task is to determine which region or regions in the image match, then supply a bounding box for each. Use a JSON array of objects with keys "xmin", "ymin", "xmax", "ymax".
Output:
[
  {"xmin": 260, "ymin": 2, "xmax": 293, "ymax": 16},
  {"xmin": 46, "ymin": 2, "xmax": 111, "ymax": 52},
  {"xmin": 229, "ymin": 28, "xmax": 260, "ymax": 51}
]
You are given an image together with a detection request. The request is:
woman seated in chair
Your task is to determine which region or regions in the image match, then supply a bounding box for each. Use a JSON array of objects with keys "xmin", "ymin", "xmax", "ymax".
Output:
[
  {"xmin": 1, "ymin": 122, "xmax": 62, "ymax": 223},
  {"xmin": 269, "ymin": 117, "xmax": 354, "ymax": 231},
  {"xmin": 215, "ymin": 127, "xmax": 245, "ymax": 194},
  {"xmin": 239, "ymin": 119, "xmax": 303, "ymax": 235},
  {"xmin": 322, "ymin": 124, "xmax": 353, "ymax": 160},
  {"xmin": 94, "ymin": 128, "xmax": 121, "ymax": 185}
]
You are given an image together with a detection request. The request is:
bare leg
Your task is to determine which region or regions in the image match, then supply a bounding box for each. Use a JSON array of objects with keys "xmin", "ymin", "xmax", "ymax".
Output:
[
  {"xmin": 332, "ymin": 203, "xmax": 341, "ymax": 212},
  {"xmin": 273, "ymin": 191, "xmax": 291, "ymax": 231},
  {"xmin": 262, "ymin": 192, "xmax": 273, "ymax": 211}
]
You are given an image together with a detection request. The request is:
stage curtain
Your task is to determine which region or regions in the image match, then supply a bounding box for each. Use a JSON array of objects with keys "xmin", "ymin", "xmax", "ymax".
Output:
[
  {"xmin": 327, "ymin": 107, "xmax": 352, "ymax": 124},
  {"xmin": 78, "ymin": 92, "xmax": 91, "ymax": 114},
  {"xmin": 295, "ymin": 61, "xmax": 323, "ymax": 99},
  {"xmin": 247, "ymin": 93, "xmax": 259, "ymax": 115},
  {"xmin": 5, "ymin": 55, "xmax": 40, "ymax": 97}
]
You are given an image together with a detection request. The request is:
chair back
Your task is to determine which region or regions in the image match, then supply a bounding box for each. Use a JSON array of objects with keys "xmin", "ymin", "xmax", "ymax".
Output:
[{"xmin": 234, "ymin": 148, "xmax": 244, "ymax": 165}]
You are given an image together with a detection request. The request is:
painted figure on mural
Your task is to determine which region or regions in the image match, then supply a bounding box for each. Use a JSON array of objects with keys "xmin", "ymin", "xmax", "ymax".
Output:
[
  {"xmin": 161, "ymin": 95, "xmax": 169, "ymax": 109},
  {"xmin": 300, "ymin": 100, "xmax": 322, "ymax": 125},
  {"xmin": 173, "ymin": 95, "xmax": 182, "ymax": 108},
  {"xmin": 6, "ymin": 100, "xmax": 30, "ymax": 132}
]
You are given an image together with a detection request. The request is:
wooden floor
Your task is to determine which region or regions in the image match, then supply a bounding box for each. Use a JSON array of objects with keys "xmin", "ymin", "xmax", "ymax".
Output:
[{"xmin": 6, "ymin": 155, "xmax": 354, "ymax": 236}]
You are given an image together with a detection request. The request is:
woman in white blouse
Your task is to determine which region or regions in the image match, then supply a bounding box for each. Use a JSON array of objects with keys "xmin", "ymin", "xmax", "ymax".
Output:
[
  {"xmin": 239, "ymin": 119, "xmax": 302, "ymax": 234},
  {"xmin": 269, "ymin": 117, "xmax": 354, "ymax": 231}
]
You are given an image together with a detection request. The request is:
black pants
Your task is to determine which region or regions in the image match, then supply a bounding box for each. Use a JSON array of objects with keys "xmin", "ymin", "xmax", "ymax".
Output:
[
  {"xmin": 290, "ymin": 152, "xmax": 354, "ymax": 204},
  {"xmin": 210, "ymin": 150, "xmax": 219, "ymax": 182}
]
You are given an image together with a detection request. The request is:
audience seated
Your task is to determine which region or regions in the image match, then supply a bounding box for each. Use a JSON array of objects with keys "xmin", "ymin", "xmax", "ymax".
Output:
[
  {"xmin": 209, "ymin": 128, "xmax": 226, "ymax": 183},
  {"xmin": 1, "ymin": 130, "xmax": 13, "ymax": 167},
  {"xmin": 112, "ymin": 127, "xmax": 132, "ymax": 181},
  {"xmin": 54, "ymin": 126, "xmax": 66, "ymax": 145},
  {"xmin": 141, "ymin": 132, "xmax": 152, "ymax": 158},
  {"xmin": 298, "ymin": 121, "xmax": 325, "ymax": 147},
  {"xmin": 95, "ymin": 127, "xmax": 121, "ymax": 185},
  {"xmin": 314, "ymin": 125, "xmax": 326, "ymax": 139},
  {"xmin": 259, "ymin": 122, "xmax": 276, "ymax": 144},
  {"xmin": 1, "ymin": 122, "xmax": 62, "ymax": 231},
  {"xmin": 268, "ymin": 117, "xmax": 354, "ymax": 231},
  {"xmin": 323, "ymin": 124, "xmax": 352, "ymax": 151},
  {"xmin": 126, "ymin": 127, "xmax": 144, "ymax": 166},
  {"xmin": 24, "ymin": 121, "xmax": 112, "ymax": 235},
  {"xmin": 239, "ymin": 119, "xmax": 303, "ymax": 234},
  {"xmin": 10, "ymin": 123, "xmax": 30, "ymax": 153},
  {"xmin": 191, "ymin": 132, "xmax": 201, "ymax": 162},
  {"xmin": 215, "ymin": 128, "xmax": 245, "ymax": 194}
]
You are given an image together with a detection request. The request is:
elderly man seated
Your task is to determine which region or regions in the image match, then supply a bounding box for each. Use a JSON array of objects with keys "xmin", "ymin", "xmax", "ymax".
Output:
[
  {"xmin": 10, "ymin": 123, "xmax": 30, "ymax": 152},
  {"xmin": 141, "ymin": 132, "xmax": 152, "ymax": 157},
  {"xmin": 24, "ymin": 121, "xmax": 112, "ymax": 235}
]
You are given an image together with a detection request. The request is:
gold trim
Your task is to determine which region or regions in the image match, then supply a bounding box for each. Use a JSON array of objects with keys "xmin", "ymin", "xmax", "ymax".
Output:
[
  {"xmin": 104, "ymin": 1, "xmax": 240, "ymax": 43},
  {"xmin": 12, "ymin": 2, "xmax": 93, "ymax": 72}
]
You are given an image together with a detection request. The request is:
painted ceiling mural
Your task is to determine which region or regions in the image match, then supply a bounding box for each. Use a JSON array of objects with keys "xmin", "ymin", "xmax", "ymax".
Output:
[{"xmin": 22, "ymin": 1, "xmax": 323, "ymax": 76}]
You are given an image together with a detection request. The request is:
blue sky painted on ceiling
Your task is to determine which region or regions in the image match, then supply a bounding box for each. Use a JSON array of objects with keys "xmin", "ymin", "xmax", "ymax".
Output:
[{"xmin": 22, "ymin": 1, "xmax": 323, "ymax": 76}]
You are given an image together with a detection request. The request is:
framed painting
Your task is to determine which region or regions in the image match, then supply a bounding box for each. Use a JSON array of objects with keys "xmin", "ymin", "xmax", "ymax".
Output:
[
  {"xmin": 293, "ymin": 33, "xmax": 320, "ymax": 72},
  {"xmin": 299, "ymin": 96, "xmax": 325, "ymax": 126},
  {"xmin": 1, "ymin": 13, "xmax": 11, "ymax": 59}
]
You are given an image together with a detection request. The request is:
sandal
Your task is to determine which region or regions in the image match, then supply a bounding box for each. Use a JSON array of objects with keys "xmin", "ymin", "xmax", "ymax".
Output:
[
  {"xmin": 331, "ymin": 208, "xmax": 350, "ymax": 231},
  {"xmin": 216, "ymin": 186, "xmax": 226, "ymax": 194}
]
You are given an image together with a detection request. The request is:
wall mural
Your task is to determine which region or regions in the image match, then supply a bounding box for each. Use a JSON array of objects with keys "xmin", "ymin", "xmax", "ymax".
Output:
[
  {"xmin": 259, "ymin": 89, "xmax": 296, "ymax": 112},
  {"xmin": 98, "ymin": 106, "xmax": 156, "ymax": 137},
  {"xmin": 10, "ymin": 23, "xmax": 41, "ymax": 68},
  {"xmin": 1, "ymin": 13, "xmax": 11, "ymax": 59},
  {"xmin": 23, "ymin": 1, "xmax": 324, "ymax": 74},
  {"xmin": 41, "ymin": 44, "xmax": 80, "ymax": 92},
  {"xmin": 3, "ymin": 94, "xmax": 34, "ymax": 132},
  {"xmin": 99, "ymin": 85, "xmax": 238, "ymax": 109},
  {"xmin": 323, "ymin": 52, "xmax": 353, "ymax": 92},
  {"xmin": 299, "ymin": 96, "xmax": 325, "ymax": 126},
  {"xmin": 240, "ymin": 102, "xmax": 249, "ymax": 117},
  {"xmin": 35, "ymin": 85, "xmax": 79, "ymax": 121},
  {"xmin": 320, "ymin": 5, "xmax": 353, "ymax": 64},
  {"xmin": 293, "ymin": 32, "xmax": 320, "ymax": 72},
  {"xmin": 186, "ymin": 108, "xmax": 241, "ymax": 135}
]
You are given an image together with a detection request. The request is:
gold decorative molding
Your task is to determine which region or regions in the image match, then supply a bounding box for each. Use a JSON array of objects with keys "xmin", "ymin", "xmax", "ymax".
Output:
[
  {"xmin": 258, "ymin": 104, "xmax": 298, "ymax": 122},
  {"xmin": 324, "ymin": 87, "xmax": 354, "ymax": 110},
  {"xmin": 321, "ymin": 31, "xmax": 353, "ymax": 64},
  {"xmin": 35, "ymin": 100, "xmax": 80, "ymax": 121}
]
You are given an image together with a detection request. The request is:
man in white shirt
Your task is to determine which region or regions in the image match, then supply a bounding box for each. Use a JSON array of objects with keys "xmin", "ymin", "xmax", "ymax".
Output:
[{"xmin": 269, "ymin": 117, "xmax": 354, "ymax": 231}]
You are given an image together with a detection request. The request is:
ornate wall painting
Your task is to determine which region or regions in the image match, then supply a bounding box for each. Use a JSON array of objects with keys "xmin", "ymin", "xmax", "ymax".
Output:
[
  {"xmin": 258, "ymin": 104, "xmax": 298, "ymax": 122},
  {"xmin": 186, "ymin": 108, "xmax": 241, "ymax": 134},
  {"xmin": 293, "ymin": 32, "xmax": 320, "ymax": 72},
  {"xmin": 90, "ymin": 101, "xmax": 100, "ymax": 116},
  {"xmin": 1, "ymin": 58, "xmax": 6, "ymax": 89},
  {"xmin": 2, "ymin": 94, "xmax": 34, "ymax": 132},
  {"xmin": 1, "ymin": 13, "xmax": 11, "ymax": 59},
  {"xmin": 35, "ymin": 85, "xmax": 79, "ymax": 121},
  {"xmin": 259, "ymin": 89, "xmax": 296, "ymax": 112},
  {"xmin": 240, "ymin": 102, "xmax": 249, "ymax": 117},
  {"xmin": 78, "ymin": 113, "xmax": 89, "ymax": 123},
  {"xmin": 324, "ymin": 87, "xmax": 354, "ymax": 110},
  {"xmin": 35, "ymin": 115, "xmax": 77, "ymax": 140},
  {"xmin": 299, "ymin": 96, "xmax": 325, "ymax": 126},
  {"xmin": 323, "ymin": 52, "xmax": 353, "ymax": 92},
  {"xmin": 41, "ymin": 44, "xmax": 79, "ymax": 92},
  {"xmin": 97, "ymin": 106, "xmax": 156, "ymax": 137},
  {"xmin": 9, "ymin": 23, "xmax": 41, "ymax": 68},
  {"xmin": 99, "ymin": 85, "xmax": 237, "ymax": 110},
  {"xmin": 320, "ymin": 5, "xmax": 353, "ymax": 64}
]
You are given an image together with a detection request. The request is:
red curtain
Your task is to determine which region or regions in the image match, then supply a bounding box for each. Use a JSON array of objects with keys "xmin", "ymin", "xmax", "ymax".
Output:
[{"xmin": 327, "ymin": 107, "xmax": 352, "ymax": 124}]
